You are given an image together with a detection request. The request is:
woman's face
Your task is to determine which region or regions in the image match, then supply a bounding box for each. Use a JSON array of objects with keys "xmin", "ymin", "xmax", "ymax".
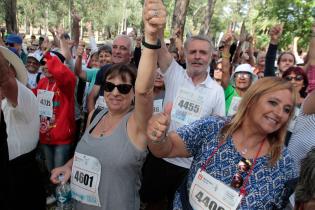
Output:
[
  {"xmin": 279, "ymin": 53, "xmax": 295, "ymax": 72},
  {"xmin": 154, "ymin": 72, "xmax": 164, "ymax": 88},
  {"xmin": 99, "ymin": 51, "xmax": 112, "ymax": 66},
  {"xmin": 235, "ymin": 72, "xmax": 252, "ymax": 90},
  {"xmin": 247, "ymin": 89, "xmax": 293, "ymax": 135},
  {"xmin": 90, "ymin": 54, "xmax": 100, "ymax": 68},
  {"xmin": 214, "ymin": 63, "xmax": 222, "ymax": 84},
  {"xmin": 284, "ymin": 72, "xmax": 304, "ymax": 95},
  {"xmin": 104, "ymin": 74, "xmax": 134, "ymax": 114}
]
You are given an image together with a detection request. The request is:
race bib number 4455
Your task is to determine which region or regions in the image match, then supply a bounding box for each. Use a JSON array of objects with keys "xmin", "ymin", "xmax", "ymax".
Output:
[
  {"xmin": 171, "ymin": 87, "xmax": 204, "ymax": 126},
  {"xmin": 71, "ymin": 152, "xmax": 102, "ymax": 207}
]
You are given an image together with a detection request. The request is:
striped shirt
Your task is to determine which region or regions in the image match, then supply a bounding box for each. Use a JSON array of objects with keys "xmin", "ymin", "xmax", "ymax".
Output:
[{"xmin": 288, "ymin": 106, "xmax": 315, "ymax": 174}]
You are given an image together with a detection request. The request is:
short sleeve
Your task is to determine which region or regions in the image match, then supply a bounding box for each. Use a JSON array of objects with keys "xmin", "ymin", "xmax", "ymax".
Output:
[{"xmin": 176, "ymin": 116, "xmax": 227, "ymax": 157}]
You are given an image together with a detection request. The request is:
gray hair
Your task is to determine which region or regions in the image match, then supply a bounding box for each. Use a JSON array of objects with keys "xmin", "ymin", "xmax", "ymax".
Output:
[
  {"xmin": 295, "ymin": 147, "xmax": 315, "ymax": 206},
  {"xmin": 183, "ymin": 35, "xmax": 213, "ymax": 52},
  {"xmin": 113, "ymin": 34, "xmax": 134, "ymax": 54}
]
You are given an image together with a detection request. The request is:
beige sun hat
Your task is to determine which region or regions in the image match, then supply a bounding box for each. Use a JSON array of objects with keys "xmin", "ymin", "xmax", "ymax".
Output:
[{"xmin": 0, "ymin": 46, "xmax": 28, "ymax": 85}]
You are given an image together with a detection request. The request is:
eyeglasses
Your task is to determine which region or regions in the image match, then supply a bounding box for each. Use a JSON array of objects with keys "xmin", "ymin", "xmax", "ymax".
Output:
[
  {"xmin": 285, "ymin": 75, "xmax": 303, "ymax": 82},
  {"xmin": 104, "ymin": 81, "xmax": 133, "ymax": 94},
  {"xmin": 235, "ymin": 72, "xmax": 251, "ymax": 79},
  {"xmin": 231, "ymin": 158, "xmax": 252, "ymax": 189}
]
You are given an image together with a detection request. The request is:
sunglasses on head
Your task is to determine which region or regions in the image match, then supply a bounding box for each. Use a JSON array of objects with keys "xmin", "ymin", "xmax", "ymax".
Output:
[
  {"xmin": 231, "ymin": 158, "xmax": 252, "ymax": 189},
  {"xmin": 104, "ymin": 81, "xmax": 133, "ymax": 94},
  {"xmin": 285, "ymin": 75, "xmax": 303, "ymax": 82}
]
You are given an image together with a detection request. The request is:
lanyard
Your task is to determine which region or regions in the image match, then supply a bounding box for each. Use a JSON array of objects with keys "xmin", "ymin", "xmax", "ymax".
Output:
[
  {"xmin": 200, "ymin": 136, "xmax": 266, "ymax": 196},
  {"xmin": 45, "ymin": 81, "xmax": 56, "ymax": 92}
]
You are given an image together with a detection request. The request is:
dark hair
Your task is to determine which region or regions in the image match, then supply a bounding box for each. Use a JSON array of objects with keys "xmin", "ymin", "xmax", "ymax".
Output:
[
  {"xmin": 98, "ymin": 44, "xmax": 112, "ymax": 55},
  {"xmin": 277, "ymin": 52, "xmax": 296, "ymax": 66},
  {"xmin": 103, "ymin": 64, "xmax": 137, "ymax": 87},
  {"xmin": 282, "ymin": 66, "xmax": 308, "ymax": 98}
]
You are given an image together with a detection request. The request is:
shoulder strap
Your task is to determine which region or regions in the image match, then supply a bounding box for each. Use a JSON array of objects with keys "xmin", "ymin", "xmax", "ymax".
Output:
[
  {"xmin": 91, "ymin": 107, "xmax": 103, "ymax": 123},
  {"xmin": 36, "ymin": 72, "xmax": 42, "ymax": 84}
]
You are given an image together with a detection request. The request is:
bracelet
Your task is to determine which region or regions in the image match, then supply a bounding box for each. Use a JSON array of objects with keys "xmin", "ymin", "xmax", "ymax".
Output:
[{"xmin": 142, "ymin": 38, "xmax": 161, "ymax": 49}]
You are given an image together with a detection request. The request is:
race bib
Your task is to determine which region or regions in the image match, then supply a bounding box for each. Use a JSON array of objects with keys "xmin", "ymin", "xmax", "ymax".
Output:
[
  {"xmin": 95, "ymin": 96, "xmax": 107, "ymax": 110},
  {"xmin": 71, "ymin": 152, "xmax": 102, "ymax": 207},
  {"xmin": 287, "ymin": 107, "xmax": 300, "ymax": 132},
  {"xmin": 153, "ymin": 99, "xmax": 163, "ymax": 113},
  {"xmin": 227, "ymin": 96, "xmax": 241, "ymax": 116},
  {"xmin": 189, "ymin": 169, "xmax": 242, "ymax": 210},
  {"xmin": 37, "ymin": 89, "xmax": 54, "ymax": 118},
  {"xmin": 171, "ymin": 87, "xmax": 204, "ymax": 126}
]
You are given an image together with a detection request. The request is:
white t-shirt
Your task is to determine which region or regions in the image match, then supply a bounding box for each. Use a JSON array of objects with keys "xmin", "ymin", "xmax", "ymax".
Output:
[
  {"xmin": 163, "ymin": 59, "xmax": 225, "ymax": 168},
  {"xmin": 1, "ymin": 79, "xmax": 40, "ymax": 160},
  {"xmin": 27, "ymin": 72, "xmax": 39, "ymax": 89}
]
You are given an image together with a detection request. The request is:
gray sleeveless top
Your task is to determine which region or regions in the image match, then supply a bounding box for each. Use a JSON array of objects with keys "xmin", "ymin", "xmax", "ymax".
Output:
[{"xmin": 74, "ymin": 109, "xmax": 148, "ymax": 210}]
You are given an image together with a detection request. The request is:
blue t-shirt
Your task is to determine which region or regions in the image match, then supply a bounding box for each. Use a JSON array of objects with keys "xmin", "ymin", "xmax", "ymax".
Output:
[{"xmin": 173, "ymin": 116, "xmax": 297, "ymax": 210}]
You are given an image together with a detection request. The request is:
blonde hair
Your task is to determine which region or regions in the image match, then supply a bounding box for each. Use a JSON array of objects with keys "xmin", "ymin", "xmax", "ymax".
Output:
[{"xmin": 220, "ymin": 77, "xmax": 296, "ymax": 165}]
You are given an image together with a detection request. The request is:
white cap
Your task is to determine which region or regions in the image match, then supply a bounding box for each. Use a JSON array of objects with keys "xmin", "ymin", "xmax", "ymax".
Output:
[
  {"xmin": 27, "ymin": 51, "xmax": 43, "ymax": 63},
  {"xmin": 230, "ymin": 64, "xmax": 257, "ymax": 87}
]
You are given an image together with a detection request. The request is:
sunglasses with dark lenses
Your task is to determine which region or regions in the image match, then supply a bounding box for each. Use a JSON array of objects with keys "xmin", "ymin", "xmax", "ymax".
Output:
[
  {"xmin": 104, "ymin": 81, "xmax": 133, "ymax": 94},
  {"xmin": 285, "ymin": 75, "xmax": 303, "ymax": 82},
  {"xmin": 231, "ymin": 158, "xmax": 252, "ymax": 189}
]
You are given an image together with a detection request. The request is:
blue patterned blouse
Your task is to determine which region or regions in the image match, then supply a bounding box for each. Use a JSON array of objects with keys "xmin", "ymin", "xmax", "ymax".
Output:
[{"xmin": 173, "ymin": 116, "xmax": 297, "ymax": 210}]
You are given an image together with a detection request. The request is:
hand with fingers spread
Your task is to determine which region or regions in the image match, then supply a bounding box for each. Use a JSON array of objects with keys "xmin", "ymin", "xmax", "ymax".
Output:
[
  {"xmin": 147, "ymin": 103, "xmax": 172, "ymax": 144},
  {"xmin": 71, "ymin": 9, "xmax": 81, "ymax": 23}
]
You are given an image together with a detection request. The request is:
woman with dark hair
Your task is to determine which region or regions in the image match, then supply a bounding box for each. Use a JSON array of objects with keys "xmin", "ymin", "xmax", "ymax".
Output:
[
  {"xmin": 282, "ymin": 66, "xmax": 308, "ymax": 105},
  {"xmin": 50, "ymin": 0, "xmax": 166, "ymax": 209},
  {"xmin": 147, "ymin": 77, "xmax": 298, "ymax": 209}
]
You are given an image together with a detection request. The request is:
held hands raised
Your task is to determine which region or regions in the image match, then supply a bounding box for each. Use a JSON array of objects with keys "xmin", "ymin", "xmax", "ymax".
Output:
[
  {"xmin": 147, "ymin": 103, "xmax": 172, "ymax": 143},
  {"xmin": 143, "ymin": 0, "xmax": 167, "ymax": 41}
]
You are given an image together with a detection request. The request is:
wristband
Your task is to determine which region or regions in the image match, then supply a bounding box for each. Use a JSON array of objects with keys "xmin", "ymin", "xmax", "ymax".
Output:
[{"xmin": 142, "ymin": 38, "xmax": 161, "ymax": 49}]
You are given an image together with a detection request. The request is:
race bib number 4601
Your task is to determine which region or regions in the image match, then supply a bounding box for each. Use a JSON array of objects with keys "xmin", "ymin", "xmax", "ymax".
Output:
[
  {"xmin": 71, "ymin": 152, "xmax": 102, "ymax": 207},
  {"xmin": 171, "ymin": 87, "xmax": 204, "ymax": 126}
]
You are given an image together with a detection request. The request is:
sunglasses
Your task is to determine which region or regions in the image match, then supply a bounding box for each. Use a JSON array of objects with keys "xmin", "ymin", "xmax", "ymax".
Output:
[
  {"xmin": 285, "ymin": 75, "xmax": 303, "ymax": 82},
  {"xmin": 231, "ymin": 158, "xmax": 252, "ymax": 189},
  {"xmin": 104, "ymin": 81, "xmax": 133, "ymax": 94},
  {"xmin": 235, "ymin": 72, "xmax": 251, "ymax": 79}
]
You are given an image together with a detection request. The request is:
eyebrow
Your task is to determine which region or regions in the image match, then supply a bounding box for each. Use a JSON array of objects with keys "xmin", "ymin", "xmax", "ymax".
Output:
[{"xmin": 270, "ymin": 97, "xmax": 293, "ymax": 107}]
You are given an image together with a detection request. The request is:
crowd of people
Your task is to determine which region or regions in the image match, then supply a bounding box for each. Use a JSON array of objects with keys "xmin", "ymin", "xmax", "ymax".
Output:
[{"xmin": 0, "ymin": 0, "xmax": 315, "ymax": 209}]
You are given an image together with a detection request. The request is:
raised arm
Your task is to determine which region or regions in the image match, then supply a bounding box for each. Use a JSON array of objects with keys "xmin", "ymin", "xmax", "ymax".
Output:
[
  {"xmin": 221, "ymin": 32, "xmax": 233, "ymax": 89},
  {"xmin": 157, "ymin": 27, "xmax": 173, "ymax": 73},
  {"xmin": 74, "ymin": 45, "xmax": 87, "ymax": 80},
  {"xmin": 304, "ymin": 22, "xmax": 315, "ymax": 70},
  {"xmin": 264, "ymin": 24, "xmax": 283, "ymax": 77},
  {"xmin": 132, "ymin": 0, "xmax": 166, "ymax": 134},
  {"xmin": 86, "ymin": 21, "xmax": 98, "ymax": 51},
  {"xmin": 71, "ymin": 10, "xmax": 81, "ymax": 47},
  {"xmin": 57, "ymin": 27, "xmax": 72, "ymax": 61}
]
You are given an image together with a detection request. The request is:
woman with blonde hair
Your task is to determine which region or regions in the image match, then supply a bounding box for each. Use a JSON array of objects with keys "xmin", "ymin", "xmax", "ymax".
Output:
[{"xmin": 147, "ymin": 77, "xmax": 297, "ymax": 209}]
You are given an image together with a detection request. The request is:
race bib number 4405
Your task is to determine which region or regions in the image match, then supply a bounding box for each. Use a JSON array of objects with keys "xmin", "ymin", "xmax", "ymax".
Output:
[
  {"xmin": 171, "ymin": 87, "xmax": 204, "ymax": 126},
  {"xmin": 71, "ymin": 152, "xmax": 102, "ymax": 207}
]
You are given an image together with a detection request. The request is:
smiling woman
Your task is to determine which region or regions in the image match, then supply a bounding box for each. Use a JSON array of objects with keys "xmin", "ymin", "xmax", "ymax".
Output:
[{"xmin": 146, "ymin": 77, "xmax": 298, "ymax": 209}]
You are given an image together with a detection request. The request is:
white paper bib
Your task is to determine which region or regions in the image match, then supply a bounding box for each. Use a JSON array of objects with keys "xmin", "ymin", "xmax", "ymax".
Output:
[
  {"xmin": 189, "ymin": 169, "xmax": 242, "ymax": 210},
  {"xmin": 71, "ymin": 152, "xmax": 102, "ymax": 207},
  {"xmin": 37, "ymin": 89, "xmax": 54, "ymax": 118},
  {"xmin": 153, "ymin": 99, "xmax": 163, "ymax": 113},
  {"xmin": 171, "ymin": 87, "xmax": 204, "ymax": 126},
  {"xmin": 227, "ymin": 96, "xmax": 242, "ymax": 116}
]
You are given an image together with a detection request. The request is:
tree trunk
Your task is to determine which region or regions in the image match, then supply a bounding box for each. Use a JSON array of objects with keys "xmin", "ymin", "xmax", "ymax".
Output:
[
  {"xmin": 5, "ymin": 0, "xmax": 18, "ymax": 33},
  {"xmin": 169, "ymin": 0, "xmax": 190, "ymax": 50},
  {"xmin": 199, "ymin": 0, "xmax": 217, "ymax": 36}
]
